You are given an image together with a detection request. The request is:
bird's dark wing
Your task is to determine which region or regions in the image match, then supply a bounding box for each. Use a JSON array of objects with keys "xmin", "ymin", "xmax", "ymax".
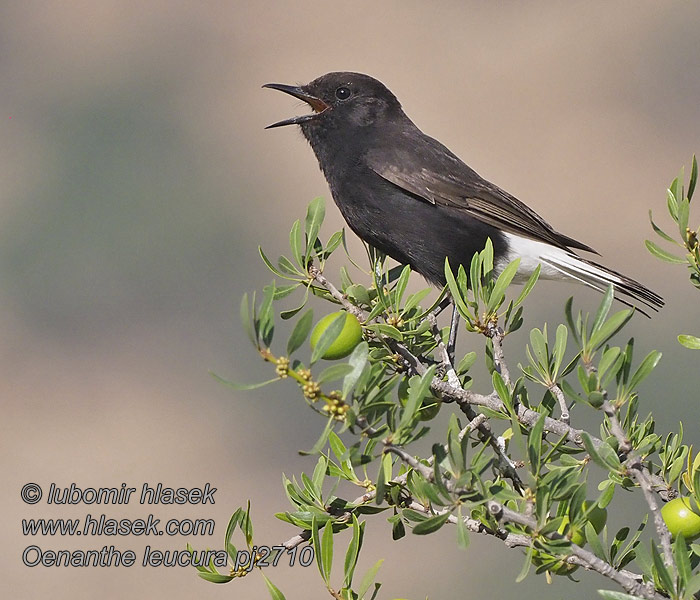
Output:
[{"xmin": 367, "ymin": 144, "xmax": 598, "ymax": 255}]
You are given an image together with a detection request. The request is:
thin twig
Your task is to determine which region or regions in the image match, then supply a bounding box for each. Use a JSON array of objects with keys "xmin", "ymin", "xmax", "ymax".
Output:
[
  {"xmin": 427, "ymin": 312, "xmax": 460, "ymax": 387},
  {"xmin": 486, "ymin": 501, "xmax": 665, "ymax": 600},
  {"xmin": 486, "ymin": 322, "xmax": 511, "ymax": 386},
  {"xmin": 405, "ymin": 501, "xmax": 649, "ymax": 584},
  {"xmin": 549, "ymin": 382, "xmax": 570, "ymax": 424},
  {"xmin": 602, "ymin": 400, "xmax": 675, "ymax": 571}
]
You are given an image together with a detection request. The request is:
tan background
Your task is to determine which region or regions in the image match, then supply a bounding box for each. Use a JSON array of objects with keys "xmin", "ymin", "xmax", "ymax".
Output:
[{"xmin": 2, "ymin": 1, "xmax": 699, "ymax": 599}]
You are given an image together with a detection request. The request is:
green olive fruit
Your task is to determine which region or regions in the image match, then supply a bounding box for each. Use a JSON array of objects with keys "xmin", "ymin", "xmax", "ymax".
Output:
[
  {"xmin": 661, "ymin": 497, "xmax": 700, "ymax": 540},
  {"xmin": 309, "ymin": 311, "xmax": 363, "ymax": 360}
]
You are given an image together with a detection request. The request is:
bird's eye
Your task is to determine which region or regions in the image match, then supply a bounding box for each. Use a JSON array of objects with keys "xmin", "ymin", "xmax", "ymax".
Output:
[{"xmin": 335, "ymin": 86, "xmax": 351, "ymax": 100}]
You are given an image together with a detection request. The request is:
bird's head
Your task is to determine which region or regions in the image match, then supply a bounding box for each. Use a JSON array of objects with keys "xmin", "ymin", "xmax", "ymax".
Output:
[{"xmin": 263, "ymin": 72, "xmax": 402, "ymax": 132}]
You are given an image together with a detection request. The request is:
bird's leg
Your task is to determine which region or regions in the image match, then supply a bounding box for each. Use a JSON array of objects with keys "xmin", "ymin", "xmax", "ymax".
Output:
[{"xmin": 447, "ymin": 303, "xmax": 460, "ymax": 363}]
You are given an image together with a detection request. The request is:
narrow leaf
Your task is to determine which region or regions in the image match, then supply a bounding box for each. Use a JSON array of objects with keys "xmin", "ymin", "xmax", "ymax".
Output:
[
  {"xmin": 210, "ymin": 372, "xmax": 279, "ymax": 390},
  {"xmin": 287, "ymin": 309, "xmax": 314, "ymax": 355},
  {"xmin": 343, "ymin": 514, "xmax": 362, "ymax": 588},
  {"xmin": 645, "ymin": 240, "xmax": 686, "ymax": 264},
  {"xmin": 342, "ymin": 342, "xmax": 369, "ymax": 398},
  {"xmin": 678, "ymin": 334, "xmax": 700, "ymax": 350},
  {"xmin": 261, "ymin": 573, "xmax": 287, "ymax": 600},
  {"xmin": 412, "ymin": 512, "xmax": 450, "ymax": 535},
  {"xmin": 487, "ymin": 258, "xmax": 520, "ymax": 312},
  {"xmin": 321, "ymin": 520, "xmax": 334, "ymax": 584},
  {"xmin": 514, "ymin": 264, "xmax": 541, "ymax": 307},
  {"xmin": 357, "ymin": 559, "xmax": 384, "ymax": 600},
  {"xmin": 591, "ymin": 285, "xmax": 614, "ymax": 335},
  {"xmin": 589, "ymin": 310, "xmax": 633, "ymax": 350},
  {"xmin": 627, "ymin": 351, "xmax": 662, "ymax": 391}
]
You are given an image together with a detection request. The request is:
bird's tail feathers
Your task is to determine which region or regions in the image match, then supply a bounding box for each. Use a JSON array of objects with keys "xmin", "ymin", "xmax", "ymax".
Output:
[{"xmin": 538, "ymin": 252, "xmax": 664, "ymax": 317}]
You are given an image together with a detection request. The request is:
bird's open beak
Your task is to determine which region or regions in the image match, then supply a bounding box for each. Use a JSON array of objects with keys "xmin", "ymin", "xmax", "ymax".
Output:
[{"xmin": 262, "ymin": 83, "xmax": 329, "ymax": 129}]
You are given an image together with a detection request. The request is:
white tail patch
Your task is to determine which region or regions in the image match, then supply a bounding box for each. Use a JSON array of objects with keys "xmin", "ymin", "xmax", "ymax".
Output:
[{"xmin": 500, "ymin": 233, "xmax": 662, "ymax": 314}]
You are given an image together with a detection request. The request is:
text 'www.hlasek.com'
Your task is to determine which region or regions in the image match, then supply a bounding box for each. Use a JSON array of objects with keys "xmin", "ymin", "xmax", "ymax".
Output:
[{"xmin": 19, "ymin": 482, "xmax": 314, "ymax": 569}]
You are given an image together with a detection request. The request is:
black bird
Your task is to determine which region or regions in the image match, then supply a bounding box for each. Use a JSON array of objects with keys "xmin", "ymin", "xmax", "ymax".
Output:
[{"xmin": 263, "ymin": 72, "xmax": 663, "ymax": 315}]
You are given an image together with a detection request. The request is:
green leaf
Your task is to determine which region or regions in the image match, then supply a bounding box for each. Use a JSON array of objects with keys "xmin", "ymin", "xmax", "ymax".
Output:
[
  {"xmin": 515, "ymin": 545, "xmax": 534, "ymax": 583},
  {"xmin": 678, "ymin": 334, "xmax": 700, "ymax": 349},
  {"xmin": 272, "ymin": 284, "xmax": 299, "ymax": 300},
  {"xmin": 261, "ymin": 572, "xmax": 287, "ymax": 600},
  {"xmin": 581, "ymin": 432, "xmax": 609, "ymax": 471},
  {"xmin": 598, "ymin": 346, "xmax": 622, "ymax": 384},
  {"xmin": 403, "ymin": 288, "xmax": 432, "ymax": 313},
  {"xmin": 552, "ymin": 324, "xmax": 568, "ymax": 378},
  {"xmin": 529, "ymin": 327, "xmax": 549, "ymax": 369},
  {"xmin": 258, "ymin": 246, "xmax": 286, "ymax": 278},
  {"xmin": 324, "ymin": 229, "xmax": 344, "ymax": 257},
  {"xmin": 645, "ymin": 240, "xmax": 686, "ymax": 264},
  {"xmin": 240, "ymin": 293, "xmax": 256, "ymax": 346},
  {"xmin": 591, "ymin": 285, "xmax": 614, "ymax": 335},
  {"xmin": 342, "ymin": 342, "xmax": 369, "ymax": 399},
  {"xmin": 565, "ymin": 296, "xmax": 581, "ymax": 346},
  {"xmin": 258, "ymin": 282, "xmax": 276, "ymax": 346},
  {"xmin": 589, "ymin": 310, "xmax": 633, "ymax": 350},
  {"xmin": 277, "ymin": 255, "xmax": 303, "ymax": 277},
  {"xmin": 364, "ymin": 323, "xmax": 403, "ymax": 341},
  {"xmin": 343, "ymin": 515, "xmax": 362, "ymax": 588},
  {"xmin": 689, "ymin": 155, "xmax": 698, "ymax": 201},
  {"xmin": 487, "ymin": 258, "xmax": 520, "ymax": 312},
  {"xmin": 444, "ymin": 258, "xmax": 473, "ymax": 320},
  {"xmin": 305, "ymin": 197, "xmax": 326, "ymax": 257},
  {"xmin": 648, "ymin": 210, "xmax": 677, "ymax": 243},
  {"xmin": 456, "ymin": 507, "xmax": 470, "ymax": 549},
  {"xmin": 651, "ymin": 542, "xmax": 675, "ymax": 593},
  {"xmin": 481, "ymin": 237, "xmax": 494, "ymax": 278},
  {"xmin": 197, "ymin": 572, "xmax": 234, "ymax": 583},
  {"xmin": 280, "ymin": 287, "xmax": 310, "ymax": 320},
  {"xmin": 492, "ymin": 371, "xmax": 511, "ymax": 409},
  {"xmin": 457, "ymin": 351, "xmax": 478, "ymax": 374},
  {"xmin": 687, "ymin": 573, "xmax": 700, "ymax": 597},
  {"xmin": 586, "ymin": 520, "xmax": 607, "ymax": 560},
  {"xmin": 357, "ymin": 559, "xmax": 384, "ymax": 600},
  {"xmin": 312, "ymin": 517, "xmax": 324, "ymax": 581},
  {"xmin": 210, "ymin": 372, "xmax": 279, "ymax": 391},
  {"xmin": 289, "ymin": 219, "xmax": 304, "ymax": 267},
  {"xmin": 513, "ymin": 264, "xmax": 541, "ymax": 307},
  {"xmin": 317, "ymin": 363, "xmax": 354, "ymax": 384},
  {"xmin": 241, "ymin": 500, "xmax": 253, "ymax": 547},
  {"xmin": 667, "ymin": 186, "xmax": 679, "ymax": 220},
  {"xmin": 224, "ymin": 508, "xmax": 243, "ymax": 553},
  {"xmin": 677, "ymin": 198, "xmax": 690, "ymax": 239},
  {"xmin": 328, "ymin": 432, "xmax": 347, "ymax": 461},
  {"xmin": 674, "ymin": 535, "xmax": 691, "ymax": 590},
  {"xmin": 393, "ymin": 265, "xmax": 411, "ymax": 310},
  {"xmin": 527, "ymin": 413, "xmax": 546, "ymax": 477},
  {"xmin": 287, "ymin": 309, "xmax": 314, "ymax": 355},
  {"xmin": 627, "ymin": 351, "xmax": 662, "ymax": 391},
  {"xmin": 398, "ymin": 365, "xmax": 436, "ymax": 431},
  {"xmin": 597, "ymin": 441, "xmax": 622, "ymax": 473},
  {"xmin": 412, "ymin": 511, "xmax": 451, "ymax": 535},
  {"xmin": 310, "ymin": 312, "xmax": 347, "ymax": 365},
  {"xmin": 321, "ymin": 519, "xmax": 334, "ymax": 584}
]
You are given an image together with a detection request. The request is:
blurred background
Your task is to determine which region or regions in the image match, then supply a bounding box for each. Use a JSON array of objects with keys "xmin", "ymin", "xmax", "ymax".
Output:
[{"xmin": 2, "ymin": 1, "xmax": 699, "ymax": 598}]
